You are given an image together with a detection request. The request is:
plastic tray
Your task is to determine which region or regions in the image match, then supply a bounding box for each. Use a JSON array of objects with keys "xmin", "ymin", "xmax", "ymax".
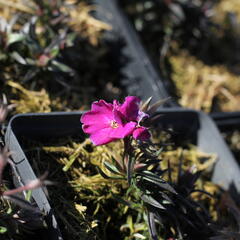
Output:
[
  {"xmin": 96, "ymin": 0, "xmax": 175, "ymax": 106},
  {"xmin": 5, "ymin": 108, "xmax": 240, "ymax": 197}
]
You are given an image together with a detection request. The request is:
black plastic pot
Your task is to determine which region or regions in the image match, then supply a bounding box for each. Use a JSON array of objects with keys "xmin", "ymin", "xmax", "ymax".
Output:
[
  {"xmin": 211, "ymin": 112, "xmax": 240, "ymax": 131},
  {"xmin": 5, "ymin": 114, "xmax": 63, "ymax": 240},
  {"xmin": 5, "ymin": 108, "xmax": 240, "ymax": 205},
  {"xmin": 210, "ymin": 111, "xmax": 240, "ymax": 164},
  {"xmin": 95, "ymin": 0, "xmax": 175, "ymax": 106}
]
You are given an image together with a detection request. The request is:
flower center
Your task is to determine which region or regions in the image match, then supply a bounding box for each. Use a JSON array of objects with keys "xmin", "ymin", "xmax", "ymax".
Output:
[{"xmin": 110, "ymin": 120, "xmax": 119, "ymax": 129}]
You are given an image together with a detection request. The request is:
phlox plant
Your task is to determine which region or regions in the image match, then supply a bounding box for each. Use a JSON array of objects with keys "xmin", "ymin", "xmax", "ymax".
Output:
[{"xmin": 81, "ymin": 96, "xmax": 236, "ymax": 240}]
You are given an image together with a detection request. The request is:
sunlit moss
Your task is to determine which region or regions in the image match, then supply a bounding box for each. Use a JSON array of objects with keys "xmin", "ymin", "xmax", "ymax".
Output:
[
  {"xmin": 214, "ymin": 0, "xmax": 240, "ymax": 23},
  {"xmin": 7, "ymin": 81, "xmax": 52, "ymax": 113},
  {"xmin": 64, "ymin": 1, "xmax": 111, "ymax": 46},
  {"xmin": 170, "ymin": 51, "xmax": 240, "ymax": 112},
  {"xmin": 222, "ymin": 130, "xmax": 240, "ymax": 164}
]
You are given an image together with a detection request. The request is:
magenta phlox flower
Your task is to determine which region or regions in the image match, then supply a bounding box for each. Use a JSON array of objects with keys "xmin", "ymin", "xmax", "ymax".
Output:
[
  {"xmin": 114, "ymin": 96, "xmax": 149, "ymax": 123},
  {"xmin": 81, "ymin": 100, "xmax": 137, "ymax": 145},
  {"xmin": 81, "ymin": 97, "xmax": 151, "ymax": 145},
  {"xmin": 117, "ymin": 96, "xmax": 140, "ymax": 121}
]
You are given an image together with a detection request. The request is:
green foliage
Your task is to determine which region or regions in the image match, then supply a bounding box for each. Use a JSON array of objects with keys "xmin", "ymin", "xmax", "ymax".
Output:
[
  {"xmin": 0, "ymin": 15, "xmax": 75, "ymax": 82},
  {"xmin": 0, "ymin": 0, "xmax": 124, "ymax": 114},
  {"xmin": 0, "ymin": 226, "xmax": 7, "ymax": 234}
]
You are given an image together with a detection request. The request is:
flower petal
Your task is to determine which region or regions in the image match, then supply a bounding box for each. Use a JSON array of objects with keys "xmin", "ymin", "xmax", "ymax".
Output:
[
  {"xmin": 133, "ymin": 127, "xmax": 151, "ymax": 141},
  {"xmin": 113, "ymin": 109, "xmax": 124, "ymax": 124},
  {"xmin": 82, "ymin": 122, "xmax": 107, "ymax": 135},
  {"xmin": 119, "ymin": 96, "xmax": 140, "ymax": 121},
  {"xmin": 113, "ymin": 100, "xmax": 120, "ymax": 108},
  {"xmin": 80, "ymin": 100, "xmax": 114, "ymax": 130},
  {"xmin": 91, "ymin": 99, "xmax": 113, "ymax": 112},
  {"xmin": 90, "ymin": 127, "xmax": 116, "ymax": 146},
  {"xmin": 81, "ymin": 111, "xmax": 110, "ymax": 131},
  {"xmin": 109, "ymin": 121, "xmax": 137, "ymax": 138}
]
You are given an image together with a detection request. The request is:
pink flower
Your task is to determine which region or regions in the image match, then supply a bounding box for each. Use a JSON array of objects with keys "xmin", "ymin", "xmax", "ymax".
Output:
[
  {"xmin": 133, "ymin": 126, "xmax": 151, "ymax": 141},
  {"xmin": 116, "ymin": 96, "xmax": 140, "ymax": 121},
  {"xmin": 81, "ymin": 97, "xmax": 150, "ymax": 145},
  {"xmin": 81, "ymin": 100, "xmax": 136, "ymax": 145},
  {"xmin": 114, "ymin": 96, "xmax": 149, "ymax": 122}
]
